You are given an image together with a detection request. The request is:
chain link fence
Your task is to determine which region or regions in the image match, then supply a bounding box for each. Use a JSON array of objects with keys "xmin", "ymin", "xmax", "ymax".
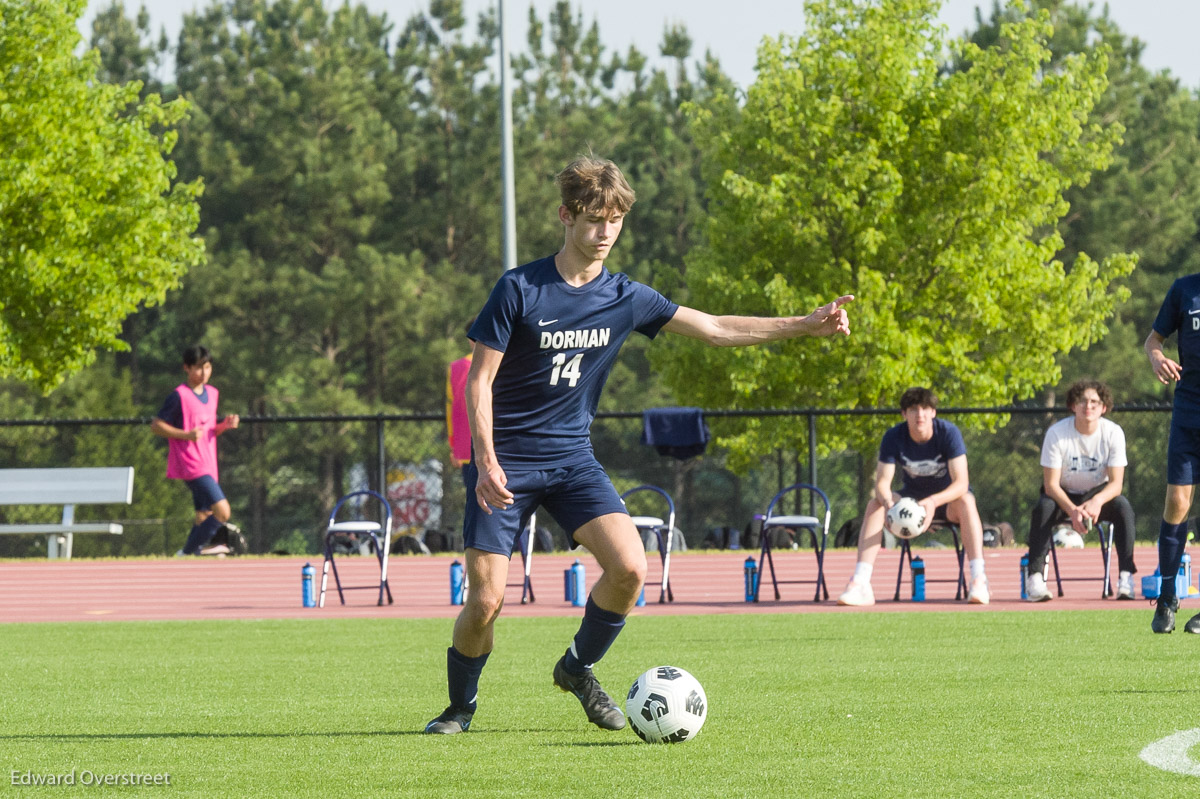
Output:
[{"xmin": 0, "ymin": 405, "xmax": 1175, "ymax": 558}]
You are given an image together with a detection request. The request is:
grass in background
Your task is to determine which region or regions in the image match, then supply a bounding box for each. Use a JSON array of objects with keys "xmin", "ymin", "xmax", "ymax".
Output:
[{"xmin": 3, "ymin": 611, "xmax": 1199, "ymax": 798}]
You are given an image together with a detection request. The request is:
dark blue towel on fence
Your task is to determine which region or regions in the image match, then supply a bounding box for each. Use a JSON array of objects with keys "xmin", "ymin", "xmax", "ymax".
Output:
[{"xmin": 641, "ymin": 407, "xmax": 710, "ymax": 460}]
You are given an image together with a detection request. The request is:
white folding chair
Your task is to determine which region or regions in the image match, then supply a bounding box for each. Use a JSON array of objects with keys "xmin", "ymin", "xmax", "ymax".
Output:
[{"xmin": 319, "ymin": 490, "xmax": 394, "ymax": 607}]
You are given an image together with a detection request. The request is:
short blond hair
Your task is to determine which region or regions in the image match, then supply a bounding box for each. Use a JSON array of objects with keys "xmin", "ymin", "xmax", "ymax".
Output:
[{"xmin": 555, "ymin": 156, "xmax": 636, "ymax": 217}]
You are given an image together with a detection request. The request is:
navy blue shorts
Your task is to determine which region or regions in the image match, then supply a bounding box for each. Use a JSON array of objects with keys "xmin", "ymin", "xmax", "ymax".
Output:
[
  {"xmin": 185, "ymin": 475, "xmax": 226, "ymax": 511},
  {"xmin": 1167, "ymin": 422, "xmax": 1200, "ymax": 485},
  {"xmin": 899, "ymin": 489, "xmax": 972, "ymax": 523},
  {"xmin": 462, "ymin": 459, "xmax": 628, "ymax": 557}
]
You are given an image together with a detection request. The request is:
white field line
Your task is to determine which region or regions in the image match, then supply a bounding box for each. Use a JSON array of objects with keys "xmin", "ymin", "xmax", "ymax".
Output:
[{"xmin": 1140, "ymin": 728, "xmax": 1200, "ymax": 776}]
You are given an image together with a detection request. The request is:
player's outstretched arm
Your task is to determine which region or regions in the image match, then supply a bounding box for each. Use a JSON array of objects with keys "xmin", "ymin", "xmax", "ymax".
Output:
[
  {"xmin": 663, "ymin": 295, "xmax": 853, "ymax": 346},
  {"xmin": 1145, "ymin": 330, "xmax": 1181, "ymax": 385}
]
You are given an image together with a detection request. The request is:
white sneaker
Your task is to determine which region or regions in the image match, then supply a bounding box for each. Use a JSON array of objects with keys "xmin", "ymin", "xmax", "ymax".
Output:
[
  {"xmin": 1025, "ymin": 572, "xmax": 1052, "ymax": 602},
  {"xmin": 1117, "ymin": 571, "xmax": 1134, "ymax": 600},
  {"xmin": 968, "ymin": 575, "xmax": 990, "ymax": 605},
  {"xmin": 837, "ymin": 579, "xmax": 875, "ymax": 607}
]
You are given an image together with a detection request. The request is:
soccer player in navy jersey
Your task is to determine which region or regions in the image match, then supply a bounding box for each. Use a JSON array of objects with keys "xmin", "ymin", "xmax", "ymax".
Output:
[
  {"xmin": 835, "ymin": 387, "xmax": 990, "ymax": 607},
  {"xmin": 423, "ymin": 156, "xmax": 853, "ymax": 734},
  {"xmin": 1145, "ymin": 273, "xmax": 1200, "ymax": 633}
]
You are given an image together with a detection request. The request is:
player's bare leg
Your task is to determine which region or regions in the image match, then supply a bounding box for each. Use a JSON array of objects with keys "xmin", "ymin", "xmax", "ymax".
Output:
[
  {"xmin": 947, "ymin": 495, "xmax": 989, "ymax": 604},
  {"xmin": 837, "ymin": 496, "xmax": 891, "ymax": 606}
]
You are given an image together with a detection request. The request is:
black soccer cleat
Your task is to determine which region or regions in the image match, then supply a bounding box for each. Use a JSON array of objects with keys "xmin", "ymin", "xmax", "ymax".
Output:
[
  {"xmin": 1184, "ymin": 612, "xmax": 1200, "ymax": 634},
  {"xmin": 552, "ymin": 656, "xmax": 626, "ymax": 731},
  {"xmin": 423, "ymin": 706, "xmax": 474, "ymax": 734},
  {"xmin": 1152, "ymin": 595, "xmax": 1179, "ymax": 634}
]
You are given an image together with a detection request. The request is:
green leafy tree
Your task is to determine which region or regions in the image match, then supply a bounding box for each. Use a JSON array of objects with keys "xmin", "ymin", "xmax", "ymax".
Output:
[
  {"xmin": 0, "ymin": 0, "xmax": 204, "ymax": 392},
  {"xmin": 659, "ymin": 0, "xmax": 1135, "ymax": 468},
  {"xmin": 963, "ymin": 0, "xmax": 1200, "ymax": 404}
]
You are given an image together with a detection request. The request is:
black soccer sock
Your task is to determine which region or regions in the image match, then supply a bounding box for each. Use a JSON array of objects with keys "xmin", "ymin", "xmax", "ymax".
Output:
[
  {"xmin": 562, "ymin": 595, "xmax": 626, "ymax": 674},
  {"xmin": 446, "ymin": 646, "xmax": 488, "ymax": 711},
  {"xmin": 181, "ymin": 515, "xmax": 222, "ymax": 555},
  {"xmin": 1158, "ymin": 519, "xmax": 1189, "ymax": 601}
]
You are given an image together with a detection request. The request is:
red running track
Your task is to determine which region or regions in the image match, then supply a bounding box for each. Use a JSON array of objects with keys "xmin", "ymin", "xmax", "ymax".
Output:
[{"xmin": 0, "ymin": 545, "xmax": 1165, "ymax": 624}]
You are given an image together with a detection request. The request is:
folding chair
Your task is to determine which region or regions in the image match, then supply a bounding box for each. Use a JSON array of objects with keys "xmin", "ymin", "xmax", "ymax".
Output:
[
  {"xmin": 1046, "ymin": 521, "xmax": 1115, "ymax": 599},
  {"xmin": 319, "ymin": 490, "xmax": 394, "ymax": 607},
  {"xmin": 514, "ymin": 512, "xmax": 536, "ymax": 604},
  {"xmin": 893, "ymin": 521, "xmax": 966, "ymax": 601},
  {"xmin": 753, "ymin": 483, "xmax": 830, "ymax": 602},
  {"xmin": 620, "ymin": 485, "xmax": 677, "ymax": 603}
]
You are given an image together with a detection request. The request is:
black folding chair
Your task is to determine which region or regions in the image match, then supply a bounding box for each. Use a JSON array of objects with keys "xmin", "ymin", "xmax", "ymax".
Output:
[
  {"xmin": 893, "ymin": 521, "xmax": 967, "ymax": 601},
  {"xmin": 1046, "ymin": 521, "xmax": 1115, "ymax": 598},
  {"xmin": 620, "ymin": 485, "xmax": 677, "ymax": 603},
  {"xmin": 754, "ymin": 483, "xmax": 830, "ymax": 602},
  {"xmin": 319, "ymin": 490, "xmax": 393, "ymax": 607}
]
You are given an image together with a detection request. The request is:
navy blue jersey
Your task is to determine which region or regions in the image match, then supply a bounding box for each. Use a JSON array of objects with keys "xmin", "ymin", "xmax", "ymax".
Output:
[
  {"xmin": 878, "ymin": 417, "xmax": 967, "ymax": 499},
  {"xmin": 469, "ymin": 256, "xmax": 678, "ymax": 468},
  {"xmin": 1153, "ymin": 273, "xmax": 1200, "ymax": 423},
  {"xmin": 155, "ymin": 386, "xmax": 209, "ymax": 428}
]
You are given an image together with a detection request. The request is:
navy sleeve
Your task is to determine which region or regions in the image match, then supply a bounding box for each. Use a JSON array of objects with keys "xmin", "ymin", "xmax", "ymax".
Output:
[
  {"xmin": 155, "ymin": 392, "xmax": 183, "ymax": 428},
  {"xmin": 469, "ymin": 272, "xmax": 522, "ymax": 353},
  {"xmin": 878, "ymin": 426, "xmax": 900, "ymax": 465},
  {"xmin": 1153, "ymin": 279, "xmax": 1182, "ymax": 339},
  {"xmin": 939, "ymin": 421, "xmax": 968, "ymax": 460},
  {"xmin": 629, "ymin": 281, "xmax": 679, "ymax": 339}
]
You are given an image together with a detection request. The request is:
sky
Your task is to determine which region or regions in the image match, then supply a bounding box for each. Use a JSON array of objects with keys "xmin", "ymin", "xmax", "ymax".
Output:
[{"xmin": 80, "ymin": 0, "xmax": 1200, "ymax": 90}]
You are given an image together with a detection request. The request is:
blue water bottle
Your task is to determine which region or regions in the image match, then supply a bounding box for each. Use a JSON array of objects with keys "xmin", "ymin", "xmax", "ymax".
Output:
[
  {"xmin": 450, "ymin": 559, "xmax": 465, "ymax": 605},
  {"xmin": 1181, "ymin": 552, "xmax": 1193, "ymax": 597},
  {"xmin": 1020, "ymin": 553, "xmax": 1029, "ymax": 600},
  {"xmin": 564, "ymin": 559, "xmax": 586, "ymax": 606},
  {"xmin": 911, "ymin": 557, "xmax": 926, "ymax": 601},
  {"xmin": 636, "ymin": 586, "xmax": 646, "ymax": 607},
  {"xmin": 301, "ymin": 562, "xmax": 316, "ymax": 608},
  {"xmin": 744, "ymin": 556, "xmax": 759, "ymax": 602}
]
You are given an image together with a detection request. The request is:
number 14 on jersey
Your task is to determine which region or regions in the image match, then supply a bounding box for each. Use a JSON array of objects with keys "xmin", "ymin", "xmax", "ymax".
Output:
[{"xmin": 549, "ymin": 353, "xmax": 583, "ymax": 387}]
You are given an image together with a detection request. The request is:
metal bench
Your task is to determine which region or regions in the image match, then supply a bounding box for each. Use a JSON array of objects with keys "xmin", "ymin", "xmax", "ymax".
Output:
[{"xmin": 0, "ymin": 467, "xmax": 134, "ymax": 559}]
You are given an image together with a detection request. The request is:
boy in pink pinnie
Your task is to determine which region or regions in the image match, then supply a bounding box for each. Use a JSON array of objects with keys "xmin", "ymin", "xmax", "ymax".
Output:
[{"xmin": 151, "ymin": 346, "xmax": 240, "ymax": 555}]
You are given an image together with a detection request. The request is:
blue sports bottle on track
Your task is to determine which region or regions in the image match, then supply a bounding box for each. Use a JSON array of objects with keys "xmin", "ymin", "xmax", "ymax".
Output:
[
  {"xmin": 301, "ymin": 562, "xmax": 316, "ymax": 608},
  {"xmin": 565, "ymin": 559, "xmax": 586, "ymax": 606},
  {"xmin": 450, "ymin": 560, "xmax": 465, "ymax": 605},
  {"xmin": 743, "ymin": 556, "xmax": 759, "ymax": 602}
]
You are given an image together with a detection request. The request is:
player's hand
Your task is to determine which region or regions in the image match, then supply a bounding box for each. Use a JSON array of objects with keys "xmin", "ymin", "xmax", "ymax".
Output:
[
  {"xmin": 803, "ymin": 295, "xmax": 854, "ymax": 337},
  {"xmin": 917, "ymin": 498, "xmax": 938, "ymax": 533},
  {"xmin": 475, "ymin": 464, "xmax": 514, "ymax": 514},
  {"xmin": 183, "ymin": 428, "xmax": 202, "ymax": 442},
  {"xmin": 1152, "ymin": 353, "xmax": 1182, "ymax": 384},
  {"xmin": 1077, "ymin": 499, "xmax": 1102, "ymax": 530},
  {"xmin": 1069, "ymin": 506, "xmax": 1090, "ymax": 534},
  {"xmin": 224, "ymin": 414, "xmax": 240, "ymax": 430}
]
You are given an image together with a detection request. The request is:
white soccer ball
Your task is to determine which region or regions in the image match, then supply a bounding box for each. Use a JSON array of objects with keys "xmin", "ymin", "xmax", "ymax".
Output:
[
  {"xmin": 1053, "ymin": 527, "xmax": 1085, "ymax": 549},
  {"xmin": 625, "ymin": 666, "xmax": 707, "ymax": 744},
  {"xmin": 885, "ymin": 497, "xmax": 927, "ymax": 540}
]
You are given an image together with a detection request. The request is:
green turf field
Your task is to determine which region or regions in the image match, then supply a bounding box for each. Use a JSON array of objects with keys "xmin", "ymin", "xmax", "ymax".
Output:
[{"xmin": 3, "ymin": 611, "xmax": 1198, "ymax": 797}]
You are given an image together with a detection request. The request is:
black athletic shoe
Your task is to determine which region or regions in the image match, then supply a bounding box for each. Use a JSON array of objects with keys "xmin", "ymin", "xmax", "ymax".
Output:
[
  {"xmin": 1152, "ymin": 596, "xmax": 1179, "ymax": 634},
  {"xmin": 1184, "ymin": 612, "xmax": 1200, "ymax": 634},
  {"xmin": 552, "ymin": 656, "xmax": 626, "ymax": 731},
  {"xmin": 423, "ymin": 706, "xmax": 474, "ymax": 734}
]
